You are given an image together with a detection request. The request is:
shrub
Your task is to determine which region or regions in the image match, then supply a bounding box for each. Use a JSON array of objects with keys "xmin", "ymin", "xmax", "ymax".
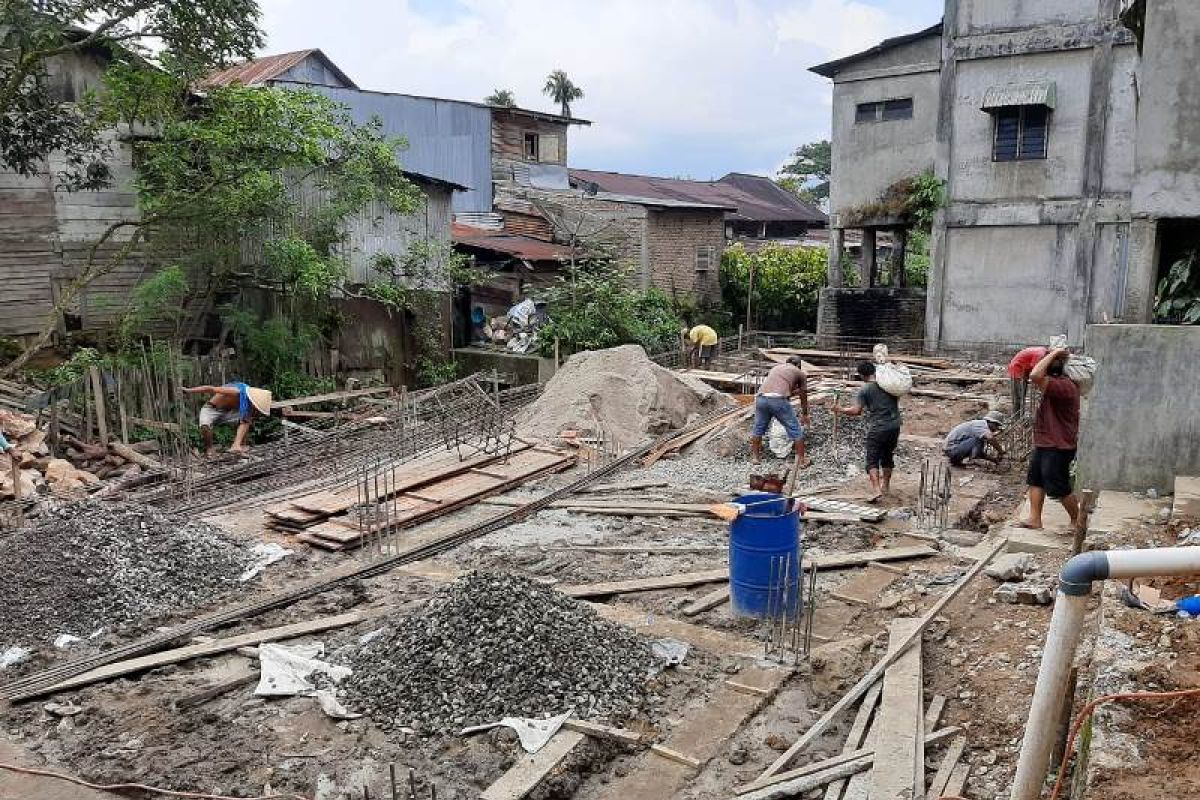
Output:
[{"xmin": 720, "ymin": 243, "xmax": 827, "ymax": 332}]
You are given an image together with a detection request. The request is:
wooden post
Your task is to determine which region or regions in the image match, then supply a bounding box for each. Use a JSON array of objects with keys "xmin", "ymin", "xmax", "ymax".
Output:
[
  {"xmin": 83, "ymin": 375, "xmax": 93, "ymax": 443},
  {"xmin": 8, "ymin": 452, "xmax": 20, "ymax": 500},
  {"xmin": 48, "ymin": 405, "xmax": 59, "ymax": 457},
  {"xmin": 89, "ymin": 366, "xmax": 108, "ymax": 445},
  {"xmin": 1071, "ymin": 489, "xmax": 1096, "ymax": 556},
  {"xmin": 117, "ymin": 374, "xmax": 130, "ymax": 444}
]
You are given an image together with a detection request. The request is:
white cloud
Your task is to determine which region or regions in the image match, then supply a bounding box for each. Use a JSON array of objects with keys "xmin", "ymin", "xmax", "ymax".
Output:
[{"xmin": 256, "ymin": 0, "xmax": 935, "ymax": 177}]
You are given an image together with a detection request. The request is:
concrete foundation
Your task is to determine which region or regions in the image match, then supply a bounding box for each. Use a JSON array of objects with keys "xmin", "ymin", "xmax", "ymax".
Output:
[{"xmin": 1076, "ymin": 324, "xmax": 1200, "ymax": 493}]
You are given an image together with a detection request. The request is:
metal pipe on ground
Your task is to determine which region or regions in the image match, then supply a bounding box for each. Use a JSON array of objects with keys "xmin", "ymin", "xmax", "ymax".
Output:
[{"xmin": 1009, "ymin": 546, "xmax": 1200, "ymax": 800}]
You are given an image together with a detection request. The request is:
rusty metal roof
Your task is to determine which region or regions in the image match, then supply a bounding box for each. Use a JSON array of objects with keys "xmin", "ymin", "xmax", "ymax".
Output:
[
  {"xmin": 808, "ymin": 22, "xmax": 943, "ymax": 78},
  {"xmin": 200, "ymin": 49, "xmax": 358, "ymax": 89},
  {"xmin": 568, "ymin": 169, "xmax": 825, "ymax": 223},
  {"xmin": 452, "ymin": 223, "xmax": 575, "ymax": 262}
]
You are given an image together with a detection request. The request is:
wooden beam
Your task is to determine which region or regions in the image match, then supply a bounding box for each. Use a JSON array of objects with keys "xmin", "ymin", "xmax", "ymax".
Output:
[
  {"xmin": 88, "ymin": 367, "xmax": 107, "ymax": 446},
  {"xmin": 926, "ymin": 736, "xmax": 967, "ymax": 800},
  {"xmin": 682, "ymin": 585, "xmax": 734, "ymax": 616},
  {"xmin": 822, "ymin": 682, "xmax": 881, "ymax": 800},
  {"xmin": 479, "ymin": 730, "xmax": 586, "ymax": 800},
  {"xmin": 756, "ymin": 541, "xmax": 1004, "ymax": 781},
  {"xmin": 869, "ymin": 619, "xmax": 924, "ymax": 800},
  {"xmin": 562, "ymin": 719, "xmax": 644, "ymax": 745},
  {"xmin": 561, "ymin": 570, "xmax": 729, "ymax": 599},
  {"xmin": 650, "ymin": 744, "xmax": 703, "ymax": 770},
  {"xmin": 39, "ymin": 611, "xmax": 373, "ymax": 696}
]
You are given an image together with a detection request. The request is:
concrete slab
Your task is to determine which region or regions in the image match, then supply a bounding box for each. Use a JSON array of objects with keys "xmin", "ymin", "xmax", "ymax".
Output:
[
  {"xmin": 1173, "ymin": 476, "xmax": 1200, "ymax": 521},
  {"xmin": 999, "ymin": 498, "xmax": 1073, "ymax": 553},
  {"xmin": 0, "ymin": 741, "xmax": 121, "ymax": 799},
  {"xmin": 1088, "ymin": 490, "xmax": 1168, "ymax": 537}
]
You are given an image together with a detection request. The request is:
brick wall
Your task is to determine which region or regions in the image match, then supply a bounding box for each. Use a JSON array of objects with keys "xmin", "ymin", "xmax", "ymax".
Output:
[
  {"xmin": 816, "ymin": 287, "xmax": 926, "ymax": 347},
  {"xmin": 646, "ymin": 209, "xmax": 726, "ymax": 303}
]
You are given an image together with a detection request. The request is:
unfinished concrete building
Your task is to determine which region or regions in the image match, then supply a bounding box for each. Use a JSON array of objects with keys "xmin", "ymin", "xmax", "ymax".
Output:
[{"xmin": 812, "ymin": 0, "xmax": 1200, "ymax": 349}]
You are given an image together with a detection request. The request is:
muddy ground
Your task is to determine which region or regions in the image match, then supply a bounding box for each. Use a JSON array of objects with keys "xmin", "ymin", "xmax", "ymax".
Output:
[{"xmin": 2, "ymin": 379, "xmax": 1161, "ymax": 800}]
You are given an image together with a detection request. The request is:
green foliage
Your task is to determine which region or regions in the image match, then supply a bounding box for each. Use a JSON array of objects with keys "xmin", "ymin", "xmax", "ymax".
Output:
[
  {"xmin": 263, "ymin": 238, "xmax": 346, "ymax": 299},
  {"xmin": 0, "ymin": 337, "xmax": 21, "ymax": 366},
  {"xmin": 416, "ymin": 356, "xmax": 460, "ymax": 388},
  {"xmin": 35, "ymin": 347, "xmax": 106, "ymax": 387},
  {"xmin": 543, "ymin": 69, "xmax": 584, "ymax": 118},
  {"xmin": 1155, "ymin": 251, "xmax": 1200, "ymax": 324},
  {"xmin": 720, "ymin": 243, "xmax": 827, "ymax": 332},
  {"xmin": 907, "ymin": 171, "xmax": 946, "ymax": 230},
  {"xmin": 537, "ymin": 266, "xmax": 684, "ymax": 357},
  {"xmin": 221, "ymin": 309, "xmax": 335, "ymax": 398},
  {"xmin": 0, "ymin": 0, "xmax": 262, "ymax": 189},
  {"xmin": 364, "ymin": 241, "xmax": 483, "ymax": 311},
  {"xmin": 842, "ymin": 170, "xmax": 945, "ymax": 230},
  {"xmin": 905, "ymin": 228, "xmax": 931, "ymax": 288},
  {"xmin": 484, "ymin": 89, "xmax": 517, "ymax": 107},
  {"xmin": 119, "ymin": 265, "xmax": 190, "ymax": 343},
  {"xmin": 777, "ymin": 140, "xmax": 831, "ymax": 204}
]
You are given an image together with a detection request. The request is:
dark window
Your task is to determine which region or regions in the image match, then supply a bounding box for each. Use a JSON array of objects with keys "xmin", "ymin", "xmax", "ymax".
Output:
[
  {"xmin": 992, "ymin": 106, "xmax": 1049, "ymax": 161},
  {"xmin": 855, "ymin": 98, "xmax": 913, "ymax": 124},
  {"xmin": 523, "ymin": 132, "xmax": 539, "ymax": 161}
]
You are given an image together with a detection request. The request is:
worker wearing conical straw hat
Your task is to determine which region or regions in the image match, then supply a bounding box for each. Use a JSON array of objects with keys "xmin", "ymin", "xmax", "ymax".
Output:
[{"xmin": 181, "ymin": 382, "xmax": 272, "ymax": 455}]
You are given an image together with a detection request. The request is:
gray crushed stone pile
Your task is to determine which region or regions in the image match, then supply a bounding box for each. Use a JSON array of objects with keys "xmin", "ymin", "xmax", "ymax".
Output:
[
  {"xmin": 343, "ymin": 572, "xmax": 654, "ymax": 731},
  {"xmin": 0, "ymin": 500, "xmax": 252, "ymax": 646}
]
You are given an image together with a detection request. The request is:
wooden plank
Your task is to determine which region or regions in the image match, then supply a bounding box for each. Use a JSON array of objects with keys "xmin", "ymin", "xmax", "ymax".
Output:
[
  {"xmin": 271, "ymin": 386, "xmax": 392, "ymax": 409},
  {"xmin": 924, "ymin": 694, "xmax": 947, "ymax": 734},
  {"xmin": 944, "ymin": 763, "xmax": 970, "ymax": 796},
  {"xmin": 479, "ymin": 730, "xmax": 586, "ymax": 800},
  {"xmin": 577, "ymin": 480, "xmax": 670, "ymax": 494},
  {"xmin": 869, "ymin": 618, "xmax": 924, "ymax": 800},
  {"xmin": 736, "ymin": 727, "xmax": 961, "ymax": 797},
  {"xmin": 765, "ymin": 348, "xmax": 952, "ymax": 369},
  {"xmin": 756, "ymin": 541, "xmax": 1004, "ymax": 782},
  {"xmin": 822, "ymin": 682, "xmax": 881, "ymax": 800},
  {"xmin": 173, "ymin": 668, "xmax": 258, "ymax": 711},
  {"xmin": 557, "ymin": 545, "xmax": 727, "ymax": 556},
  {"xmin": 560, "ymin": 569, "xmax": 728, "ymax": 599},
  {"xmin": 682, "ymin": 585, "xmax": 733, "ymax": 616},
  {"xmin": 650, "ymin": 744, "xmax": 702, "ymax": 769},
  {"xmin": 926, "ymin": 735, "xmax": 967, "ymax": 800},
  {"xmin": 88, "ymin": 366, "xmax": 107, "ymax": 446},
  {"xmin": 828, "ymin": 563, "xmax": 899, "ymax": 608},
  {"xmin": 561, "ymin": 719, "xmax": 643, "ymax": 745},
  {"xmin": 40, "ymin": 611, "xmax": 373, "ymax": 696}
]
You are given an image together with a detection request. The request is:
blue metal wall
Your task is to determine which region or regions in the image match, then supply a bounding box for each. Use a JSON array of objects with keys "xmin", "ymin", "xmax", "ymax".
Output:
[{"xmin": 300, "ymin": 84, "xmax": 493, "ymax": 214}]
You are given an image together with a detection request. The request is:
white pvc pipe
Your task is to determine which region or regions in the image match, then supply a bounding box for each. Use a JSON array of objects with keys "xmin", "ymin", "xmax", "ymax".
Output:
[{"xmin": 1010, "ymin": 546, "xmax": 1200, "ymax": 800}]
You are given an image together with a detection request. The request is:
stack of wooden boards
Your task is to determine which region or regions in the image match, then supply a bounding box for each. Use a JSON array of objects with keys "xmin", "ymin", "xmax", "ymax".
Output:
[{"xmin": 265, "ymin": 442, "xmax": 575, "ymax": 551}]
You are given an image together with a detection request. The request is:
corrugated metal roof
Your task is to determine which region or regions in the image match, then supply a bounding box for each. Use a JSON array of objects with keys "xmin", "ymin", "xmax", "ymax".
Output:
[
  {"xmin": 982, "ymin": 81, "xmax": 1057, "ymax": 110},
  {"xmin": 200, "ymin": 49, "xmax": 358, "ymax": 89},
  {"xmin": 452, "ymin": 223, "xmax": 575, "ymax": 262},
  {"xmin": 569, "ymin": 169, "xmax": 826, "ymax": 223}
]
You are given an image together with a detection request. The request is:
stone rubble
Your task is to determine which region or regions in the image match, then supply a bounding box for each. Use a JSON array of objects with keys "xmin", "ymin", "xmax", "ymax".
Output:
[
  {"xmin": 0, "ymin": 499, "xmax": 253, "ymax": 646},
  {"xmin": 342, "ymin": 571, "xmax": 655, "ymax": 732}
]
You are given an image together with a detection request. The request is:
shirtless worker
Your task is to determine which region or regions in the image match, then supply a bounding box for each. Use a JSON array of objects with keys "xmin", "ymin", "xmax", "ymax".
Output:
[
  {"xmin": 750, "ymin": 356, "xmax": 810, "ymax": 468},
  {"xmin": 684, "ymin": 324, "xmax": 719, "ymax": 369},
  {"xmin": 1019, "ymin": 347, "xmax": 1081, "ymax": 529},
  {"xmin": 833, "ymin": 361, "xmax": 902, "ymax": 502},
  {"xmin": 181, "ymin": 382, "xmax": 272, "ymax": 455}
]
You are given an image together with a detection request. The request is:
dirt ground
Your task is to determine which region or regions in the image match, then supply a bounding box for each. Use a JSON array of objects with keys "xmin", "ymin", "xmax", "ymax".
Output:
[{"xmin": 1, "ymin": 377, "xmax": 1136, "ymax": 800}]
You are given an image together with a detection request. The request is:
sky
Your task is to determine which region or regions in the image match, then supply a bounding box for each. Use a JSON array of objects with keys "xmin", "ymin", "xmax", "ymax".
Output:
[{"xmin": 256, "ymin": 0, "xmax": 942, "ymax": 180}]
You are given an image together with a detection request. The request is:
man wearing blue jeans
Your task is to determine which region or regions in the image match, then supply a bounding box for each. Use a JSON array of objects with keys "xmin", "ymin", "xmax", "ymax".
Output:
[{"xmin": 750, "ymin": 357, "xmax": 810, "ymax": 467}]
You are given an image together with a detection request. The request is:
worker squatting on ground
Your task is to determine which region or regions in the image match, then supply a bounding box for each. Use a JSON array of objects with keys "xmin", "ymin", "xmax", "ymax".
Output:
[
  {"xmin": 1018, "ymin": 347, "xmax": 1081, "ymax": 529},
  {"xmin": 1007, "ymin": 345, "xmax": 1048, "ymax": 416},
  {"xmin": 943, "ymin": 410, "xmax": 1007, "ymax": 467},
  {"xmin": 749, "ymin": 356, "xmax": 810, "ymax": 468},
  {"xmin": 685, "ymin": 324, "xmax": 718, "ymax": 368},
  {"xmin": 833, "ymin": 361, "xmax": 902, "ymax": 503},
  {"xmin": 181, "ymin": 383, "xmax": 273, "ymax": 455}
]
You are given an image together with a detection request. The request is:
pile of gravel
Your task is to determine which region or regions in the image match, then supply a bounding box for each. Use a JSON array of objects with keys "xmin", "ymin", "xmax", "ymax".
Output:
[
  {"xmin": 0, "ymin": 500, "xmax": 252, "ymax": 646},
  {"xmin": 343, "ymin": 572, "xmax": 654, "ymax": 731}
]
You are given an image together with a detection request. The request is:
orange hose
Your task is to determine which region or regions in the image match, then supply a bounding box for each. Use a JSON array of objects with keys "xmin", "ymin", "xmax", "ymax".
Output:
[
  {"xmin": 1047, "ymin": 687, "xmax": 1200, "ymax": 800},
  {"xmin": 0, "ymin": 762, "xmax": 312, "ymax": 800}
]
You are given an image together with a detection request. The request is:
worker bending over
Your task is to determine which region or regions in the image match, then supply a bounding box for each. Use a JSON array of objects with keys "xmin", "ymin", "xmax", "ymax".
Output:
[
  {"xmin": 944, "ymin": 411, "xmax": 1006, "ymax": 467},
  {"xmin": 750, "ymin": 356, "xmax": 810, "ymax": 468},
  {"xmin": 1019, "ymin": 347, "xmax": 1080, "ymax": 530},
  {"xmin": 685, "ymin": 324, "xmax": 719, "ymax": 369},
  {"xmin": 833, "ymin": 361, "xmax": 902, "ymax": 503},
  {"xmin": 182, "ymin": 382, "xmax": 272, "ymax": 455},
  {"xmin": 1007, "ymin": 345, "xmax": 1047, "ymax": 417}
]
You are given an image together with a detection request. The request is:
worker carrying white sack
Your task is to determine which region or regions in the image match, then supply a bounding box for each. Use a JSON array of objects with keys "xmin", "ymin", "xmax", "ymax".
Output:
[{"xmin": 870, "ymin": 343, "xmax": 912, "ymax": 397}]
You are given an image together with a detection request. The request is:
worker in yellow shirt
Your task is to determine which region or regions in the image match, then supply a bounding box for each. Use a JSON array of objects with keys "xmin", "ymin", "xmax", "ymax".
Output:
[{"xmin": 685, "ymin": 324, "xmax": 719, "ymax": 368}]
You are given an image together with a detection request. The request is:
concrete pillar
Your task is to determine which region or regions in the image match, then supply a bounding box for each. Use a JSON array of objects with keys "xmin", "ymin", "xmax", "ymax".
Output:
[
  {"xmin": 827, "ymin": 227, "xmax": 845, "ymax": 288},
  {"xmin": 862, "ymin": 228, "xmax": 878, "ymax": 288},
  {"xmin": 892, "ymin": 228, "xmax": 908, "ymax": 288},
  {"xmin": 1123, "ymin": 218, "xmax": 1160, "ymax": 323}
]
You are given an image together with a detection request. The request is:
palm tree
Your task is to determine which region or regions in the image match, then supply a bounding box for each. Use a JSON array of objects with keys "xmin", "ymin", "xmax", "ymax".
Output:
[
  {"xmin": 542, "ymin": 70, "xmax": 584, "ymax": 118},
  {"xmin": 484, "ymin": 88, "xmax": 516, "ymax": 107}
]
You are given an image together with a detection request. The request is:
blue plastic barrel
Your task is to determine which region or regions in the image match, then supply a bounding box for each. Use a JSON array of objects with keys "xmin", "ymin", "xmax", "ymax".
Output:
[{"xmin": 728, "ymin": 492, "xmax": 802, "ymax": 617}]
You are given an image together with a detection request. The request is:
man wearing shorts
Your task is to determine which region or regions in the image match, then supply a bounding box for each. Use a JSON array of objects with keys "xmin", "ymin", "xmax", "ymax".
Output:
[
  {"xmin": 834, "ymin": 361, "xmax": 902, "ymax": 502},
  {"xmin": 182, "ymin": 382, "xmax": 273, "ymax": 455},
  {"xmin": 750, "ymin": 357, "xmax": 810, "ymax": 467},
  {"xmin": 685, "ymin": 324, "xmax": 719, "ymax": 368},
  {"xmin": 1019, "ymin": 347, "xmax": 1080, "ymax": 529}
]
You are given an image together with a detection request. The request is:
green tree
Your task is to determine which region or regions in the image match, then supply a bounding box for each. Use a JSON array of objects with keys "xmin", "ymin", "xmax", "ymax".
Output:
[
  {"xmin": 484, "ymin": 88, "xmax": 516, "ymax": 107},
  {"xmin": 777, "ymin": 140, "xmax": 831, "ymax": 205},
  {"xmin": 720, "ymin": 243, "xmax": 827, "ymax": 331},
  {"xmin": 2, "ymin": 82, "xmax": 424, "ymax": 376},
  {"xmin": 537, "ymin": 265, "xmax": 683, "ymax": 357},
  {"xmin": 543, "ymin": 69, "xmax": 584, "ymax": 118},
  {"xmin": 0, "ymin": 0, "xmax": 263, "ymax": 190}
]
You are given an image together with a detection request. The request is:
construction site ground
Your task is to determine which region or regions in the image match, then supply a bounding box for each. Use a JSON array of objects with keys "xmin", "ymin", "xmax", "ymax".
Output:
[{"xmin": 1, "ymin": 351, "xmax": 1193, "ymax": 800}]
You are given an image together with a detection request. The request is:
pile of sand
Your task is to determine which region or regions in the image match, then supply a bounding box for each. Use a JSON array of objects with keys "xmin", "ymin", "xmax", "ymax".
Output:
[{"xmin": 515, "ymin": 344, "xmax": 731, "ymax": 448}]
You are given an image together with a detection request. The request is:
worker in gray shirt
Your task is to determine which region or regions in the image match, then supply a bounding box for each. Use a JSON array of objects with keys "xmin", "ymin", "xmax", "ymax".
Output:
[
  {"xmin": 833, "ymin": 361, "xmax": 902, "ymax": 502},
  {"xmin": 944, "ymin": 411, "xmax": 1006, "ymax": 467}
]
